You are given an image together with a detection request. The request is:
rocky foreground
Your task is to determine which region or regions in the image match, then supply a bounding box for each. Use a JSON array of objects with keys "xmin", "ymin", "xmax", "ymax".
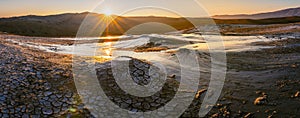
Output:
[
  {"xmin": 0, "ymin": 36, "xmax": 299, "ymax": 117},
  {"xmin": 0, "ymin": 40, "xmax": 93, "ymax": 117}
]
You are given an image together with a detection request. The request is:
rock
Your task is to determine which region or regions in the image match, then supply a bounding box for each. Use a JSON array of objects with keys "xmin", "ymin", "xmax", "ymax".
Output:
[
  {"xmin": 44, "ymin": 91, "xmax": 53, "ymax": 96},
  {"xmin": 42, "ymin": 108, "xmax": 53, "ymax": 115},
  {"xmin": 2, "ymin": 114, "xmax": 9, "ymax": 118},
  {"xmin": 132, "ymin": 102, "xmax": 141, "ymax": 108},
  {"xmin": 43, "ymin": 97, "xmax": 49, "ymax": 100},
  {"xmin": 22, "ymin": 114, "xmax": 30, "ymax": 118},
  {"xmin": 53, "ymin": 108, "xmax": 60, "ymax": 114},
  {"xmin": 142, "ymin": 103, "xmax": 151, "ymax": 110},
  {"xmin": 254, "ymin": 96, "xmax": 267, "ymax": 105},
  {"xmin": 43, "ymin": 101, "xmax": 52, "ymax": 107},
  {"xmin": 255, "ymin": 91, "xmax": 262, "ymax": 94},
  {"xmin": 294, "ymin": 91, "xmax": 300, "ymax": 97},
  {"xmin": 44, "ymin": 83, "xmax": 51, "ymax": 90},
  {"xmin": 61, "ymin": 106, "xmax": 68, "ymax": 111},
  {"xmin": 0, "ymin": 96, "xmax": 6, "ymax": 101},
  {"xmin": 50, "ymin": 95, "xmax": 57, "ymax": 99},
  {"xmin": 168, "ymin": 74, "xmax": 176, "ymax": 78},
  {"xmin": 262, "ymin": 92, "xmax": 268, "ymax": 97},
  {"xmin": 131, "ymin": 109, "xmax": 138, "ymax": 112},
  {"xmin": 244, "ymin": 113, "xmax": 253, "ymax": 118},
  {"xmin": 52, "ymin": 101, "xmax": 62, "ymax": 107},
  {"xmin": 120, "ymin": 103, "xmax": 129, "ymax": 108},
  {"xmin": 150, "ymin": 103, "xmax": 160, "ymax": 107},
  {"xmin": 56, "ymin": 94, "xmax": 63, "ymax": 98},
  {"xmin": 65, "ymin": 92, "xmax": 73, "ymax": 98},
  {"xmin": 125, "ymin": 99, "xmax": 132, "ymax": 104},
  {"xmin": 211, "ymin": 113, "xmax": 219, "ymax": 117},
  {"xmin": 36, "ymin": 71, "xmax": 42, "ymax": 79},
  {"xmin": 254, "ymin": 91, "xmax": 268, "ymax": 105},
  {"xmin": 195, "ymin": 89, "xmax": 207, "ymax": 99}
]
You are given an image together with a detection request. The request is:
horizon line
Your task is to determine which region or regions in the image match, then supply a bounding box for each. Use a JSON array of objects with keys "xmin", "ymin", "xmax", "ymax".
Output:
[
  {"xmin": 1, "ymin": 6, "xmax": 299, "ymax": 19},
  {"xmin": 0, "ymin": 12, "xmax": 211, "ymax": 19}
]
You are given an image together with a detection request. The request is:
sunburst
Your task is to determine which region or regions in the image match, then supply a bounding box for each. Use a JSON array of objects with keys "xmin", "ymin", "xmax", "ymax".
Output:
[{"xmin": 103, "ymin": 9, "xmax": 112, "ymax": 16}]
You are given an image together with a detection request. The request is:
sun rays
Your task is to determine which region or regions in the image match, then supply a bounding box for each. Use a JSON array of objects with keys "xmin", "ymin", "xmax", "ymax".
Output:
[{"xmin": 85, "ymin": 10, "xmax": 126, "ymax": 37}]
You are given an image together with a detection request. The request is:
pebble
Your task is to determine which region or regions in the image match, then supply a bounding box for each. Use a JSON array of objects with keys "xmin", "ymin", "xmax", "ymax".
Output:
[
  {"xmin": 254, "ymin": 96, "xmax": 267, "ymax": 105},
  {"xmin": 291, "ymin": 64, "xmax": 297, "ymax": 68},
  {"xmin": 65, "ymin": 92, "xmax": 72, "ymax": 98},
  {"xmin": 52, "ymin": 101, "xmax": 62, "ymax": 107},
  {"xmin": 294, "ymin": 91, "xmax": 300, "ymax": 97},
  {"xmin": 120, "ymin": 103, "xmax": 130, "ymax": 108},
  {"xmin": 0, "ymin": 96, "xmax": 6, "ymax": 101},
  {"xmin": 168, "ymin": 74, "xmax": 176, "ymax": 78},
  {"xmin": 44, "ymin": 91, "xmax": 53, "ymax": 96},
  {"xmin": 42, "ymin": 108, "xmax": 53, "ymax": 115},
  {"xmin": 244, "ymin": 113, "xmax": 252, "ymax": 118},
  {"xmin": 195, "ymin": 89, "xmax": 207, "ymax": 99},
  {"xmin": 142, "ymin": 103, "xmax": 151, "ymax": 109},
  {"xmin": 125, "ymin": 99, "xmax": 132, "ymax": 104},
  {"xmin": 22, "ymin": 114, "xmax": 29, "ymax": 118},
  {"xmin": 131, "ymin": 108, "xmax": 138, "ymax": 112}
]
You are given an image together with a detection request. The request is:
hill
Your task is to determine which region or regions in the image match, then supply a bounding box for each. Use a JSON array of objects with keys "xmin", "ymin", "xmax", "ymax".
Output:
[
  {"xmin": 213, "ymin": 7, "xmax": 300, "ymax": 19},
  {"xmin": 0, "ymin": 12, "xmax": 300, "ymax": 37},
  {"xmin": 0, "ymin": 13, "xmax": 196, "ymax": 37}
]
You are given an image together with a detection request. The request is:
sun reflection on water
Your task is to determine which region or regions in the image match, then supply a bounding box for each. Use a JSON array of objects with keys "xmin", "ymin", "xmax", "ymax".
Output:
[
  {"xmin": 92, "ymin": 41, "xmax": 115, "ymax": 63},
  {"xmin": 103, "ymin": 42, "xmax": 113, "ymax": 56}
]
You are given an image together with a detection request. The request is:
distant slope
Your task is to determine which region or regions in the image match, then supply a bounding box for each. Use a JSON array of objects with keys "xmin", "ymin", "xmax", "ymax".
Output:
[
  {"xmin": 214, "ymin": 16, "xmax": 300, "ymax": 24},
  {"xmin": 0, "ymin": 13, "xmax": 89, "ymax": 37},
  {"xmin": 1, "ymin": 12, "xmax": 300, "ymax": 37},
  {"xmin": 0, "ymin": 13, "xmax": 195, "ymax": 37},
  {"xmin": 213, "ymin": 7, "xmax": 300, "ymax": 19}
]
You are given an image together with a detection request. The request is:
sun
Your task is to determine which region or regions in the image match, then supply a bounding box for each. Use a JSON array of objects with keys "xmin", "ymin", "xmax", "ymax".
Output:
[{"xmin": 103, "ymin": 9, "xmax": 112, "ymax": 16}]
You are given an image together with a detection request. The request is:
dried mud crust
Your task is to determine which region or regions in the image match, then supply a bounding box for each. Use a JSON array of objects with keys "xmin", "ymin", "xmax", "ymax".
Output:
[{"xmin": 0, "ymin": 40, "xmax": 93, "ymax": 117}]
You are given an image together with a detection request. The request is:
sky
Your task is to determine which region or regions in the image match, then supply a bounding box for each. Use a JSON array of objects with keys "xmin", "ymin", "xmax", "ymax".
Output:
[{"xmin": 0, "ymin": 0, "xmax": 300, "ymax": 18}]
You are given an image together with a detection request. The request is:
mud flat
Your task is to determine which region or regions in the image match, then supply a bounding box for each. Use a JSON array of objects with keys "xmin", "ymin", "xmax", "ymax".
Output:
[
  {"xmin": 0, "ymin": 34, "xmax": 299, "ymax": 117},
  {"xmin": 213, "ymin": 38, "xmax": 300, "ymax": 117}
]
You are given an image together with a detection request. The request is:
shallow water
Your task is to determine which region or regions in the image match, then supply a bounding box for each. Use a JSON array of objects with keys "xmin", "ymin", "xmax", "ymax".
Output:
[
  {"xmin": 5, "ymin": 33, "xmax": 284, "ymax": 68},
  {"xmin": 5, "ymin": 33, "xmax": 281, "ymax": 78}
]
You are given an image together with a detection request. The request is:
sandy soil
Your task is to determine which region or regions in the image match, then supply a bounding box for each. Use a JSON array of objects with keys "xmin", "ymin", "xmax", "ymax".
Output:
[
  {"xmin": 209, "ymin": 39, "xmax": 300, "ymax": 117},
  {"xmin": 219, "ymin": 23, "xmax": 300, "ymax": 35}
]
